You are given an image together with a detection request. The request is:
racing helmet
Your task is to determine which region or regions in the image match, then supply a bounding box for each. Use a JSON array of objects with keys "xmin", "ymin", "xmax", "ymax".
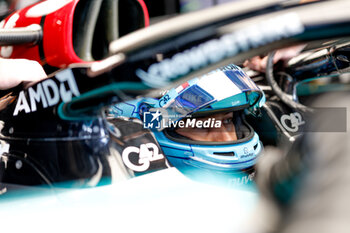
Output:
[{"xmin": 111, "ymin": 64, "xmax": 265, "ymax": 186}]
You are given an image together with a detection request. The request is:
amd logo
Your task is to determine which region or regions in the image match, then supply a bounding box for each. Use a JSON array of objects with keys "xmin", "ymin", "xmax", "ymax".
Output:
[{"xmin": 13, "ymin": 71, "xmax": 80, "ymax": 116}]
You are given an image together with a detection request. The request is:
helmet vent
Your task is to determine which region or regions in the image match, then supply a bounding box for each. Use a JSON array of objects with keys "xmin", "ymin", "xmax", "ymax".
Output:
[
  {"xmin": 253, "ymin": 143, "xmax": 258, "ymax": 151},
  {"xmin": 213, "ymin": 152, "xmax": 235, "ymax": 157}
]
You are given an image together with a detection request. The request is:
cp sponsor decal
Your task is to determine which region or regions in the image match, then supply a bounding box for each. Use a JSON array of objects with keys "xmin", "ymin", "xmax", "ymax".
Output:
[
  {"xmin": 158, "ymin": 94, "xmax": 170, "ymax": 107},
  {"xmin": 122, "ymin": 143, "xmax": 164, "ymax": 172},
  {"xmin": 280, "ymin": 112, "xmax": 305, "ymax": 132}
]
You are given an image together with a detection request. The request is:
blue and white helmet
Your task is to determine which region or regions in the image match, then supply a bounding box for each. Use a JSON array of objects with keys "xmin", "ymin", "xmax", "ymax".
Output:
[{"xmin": 111, "ymin": 64, "xmax": 265, "ymax": 185}]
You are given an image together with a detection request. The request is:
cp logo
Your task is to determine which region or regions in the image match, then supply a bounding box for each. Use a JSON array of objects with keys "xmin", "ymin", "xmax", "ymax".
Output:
[
  {"xmin": 122, "ymin": 143, "xmax": 164, "ymax": 172},
  {"xmin": 280, "ymin": 112, "xmax": 305, "ymax": 133},
  {"xmin": 158, "ymin": 94, "xmax": 170, "ymax": 107}
]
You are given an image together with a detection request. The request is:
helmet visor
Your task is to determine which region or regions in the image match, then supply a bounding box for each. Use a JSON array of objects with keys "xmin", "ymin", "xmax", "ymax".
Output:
[{"xmin": 157, "ymin": 68, "xmax": 263, "ymax": 123}]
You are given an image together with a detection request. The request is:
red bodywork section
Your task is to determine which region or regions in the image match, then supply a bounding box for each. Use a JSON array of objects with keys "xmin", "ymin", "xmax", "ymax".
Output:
[
  {"xmin": 0, "ymin": 0, "xmax": 149, "ymax": 70},
  {"xmin": 43, "ymin": 0, "xmax": 83, "ymax": 68}
]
